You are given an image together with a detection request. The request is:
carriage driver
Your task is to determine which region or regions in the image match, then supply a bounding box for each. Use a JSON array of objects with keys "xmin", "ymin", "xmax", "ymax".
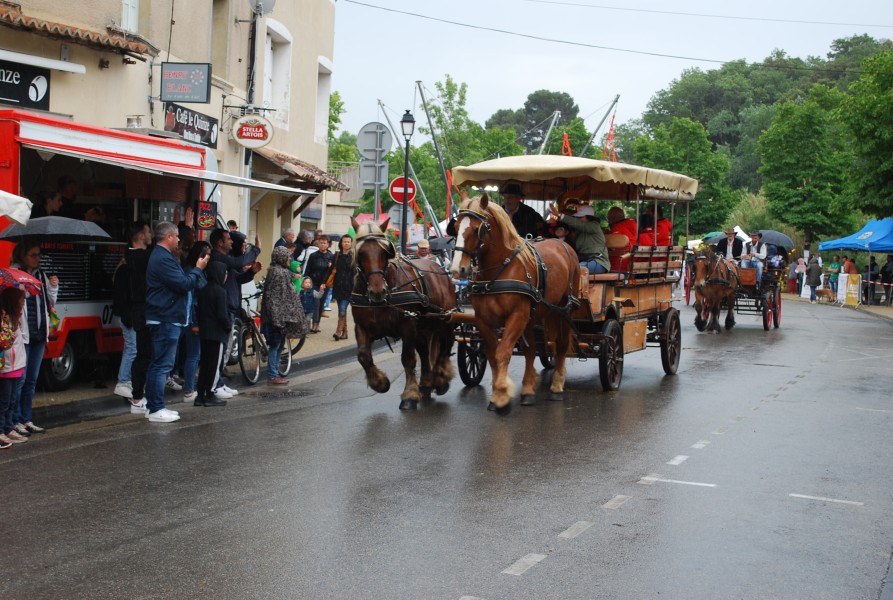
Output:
[
  {"xmin": 715, "ymin": 228, "xmax": 743, "ymax": 261},
  {"xmin": 741, "ymin": 231, "xmax": 768, "ymax": 286},
  {"xmin": 549, "ymin": 202, "xmax": 610, "ymax": 274}
]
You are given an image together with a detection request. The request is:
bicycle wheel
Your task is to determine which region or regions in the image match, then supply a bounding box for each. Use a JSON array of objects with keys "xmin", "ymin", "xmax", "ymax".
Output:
[
  {"xmin": 238, "ymin": 325, "xmax": 262, "ymax": 385},
  {"xmin": 280, "ymin": 336, "xmax": 293, "ymax": 376},
  {"xmin": 289, "ymin": 333, "xmax": 306, "ymax": 355}
]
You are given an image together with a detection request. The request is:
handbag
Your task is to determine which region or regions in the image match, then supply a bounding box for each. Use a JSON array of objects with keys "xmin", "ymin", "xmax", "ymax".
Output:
[{"xmin": 0, "ymin": 313, "xmax": 15, "ymax": 351}]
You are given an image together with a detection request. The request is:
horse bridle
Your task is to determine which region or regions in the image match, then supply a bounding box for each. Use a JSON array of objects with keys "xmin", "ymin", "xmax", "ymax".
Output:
[
  {"xmin": 454, "ymin": 207, "xmax": 490, "ymax": 260},
  {"xmin": 695, "ymin": 252, "xmax": 734, "ymax": 287},
  {"xmin": 354, "ymin": 231, "xmax": 396, "ymax": 284}
]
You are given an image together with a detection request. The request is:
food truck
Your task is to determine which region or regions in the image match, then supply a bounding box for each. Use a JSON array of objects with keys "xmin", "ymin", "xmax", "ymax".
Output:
[{"xmin": 0, "ymin": 109, "xmax": 311, "ymax": 389}]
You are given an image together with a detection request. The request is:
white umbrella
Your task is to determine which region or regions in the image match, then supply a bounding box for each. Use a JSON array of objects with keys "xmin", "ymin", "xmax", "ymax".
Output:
[{"xmin": 0, "ymin": 190, "xmax": 33, "ymax": 232}]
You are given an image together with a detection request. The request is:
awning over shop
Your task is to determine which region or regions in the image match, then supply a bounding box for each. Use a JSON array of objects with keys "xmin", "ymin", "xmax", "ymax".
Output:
[
  {"xmin": 253, "ymin": 146, "xmax": 349, "ymax": 193},
  {"xmin": 21, "ymin": 142, "xmax": 318, "ymax": 197}
]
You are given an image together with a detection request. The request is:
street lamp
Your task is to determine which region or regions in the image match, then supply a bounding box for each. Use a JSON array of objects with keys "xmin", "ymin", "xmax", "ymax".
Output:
[{"xmin": 400, "ymin": 109, "xmax": 415, "ymax": 254}]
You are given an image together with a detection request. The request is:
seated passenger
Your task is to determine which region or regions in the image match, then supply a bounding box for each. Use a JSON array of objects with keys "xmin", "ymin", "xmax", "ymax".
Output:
[
  {"xmin": 606, "ymin": 207, "xmax": 636, "ymax": 270},
  {"xmin": 637, "ymin": 213, "xmax": 656, "ymax": 247},
  {"xmin": 740, "ymin": 230, "xmax": 768, "ymax": 287},
  {"xmin": 654, "ymin": 206, "xmax": 672, "ymax": 246},
  {"xmin": 549, "ymin": 203, "xmax": 609, "ymax": 275}
]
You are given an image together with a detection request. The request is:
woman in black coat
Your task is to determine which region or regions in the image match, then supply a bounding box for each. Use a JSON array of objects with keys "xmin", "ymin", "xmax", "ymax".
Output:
[
  {"xmin": 196, "ymin": 261, "xmax": 232, "ymax": 407},
  {"xmin": 303, "ymin": 235, "xmax": 334, "ymax": 333},
  {"xmin": 326, "ymin": 235, "xmax": 355, "ymax": 340}
]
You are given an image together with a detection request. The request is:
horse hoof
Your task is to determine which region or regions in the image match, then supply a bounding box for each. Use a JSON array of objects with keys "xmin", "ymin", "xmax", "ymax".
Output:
[
  {"xmin": 520, "ymin": 394, "xmax": 536, "ymax": 406},
  {"xmin": 494, "ymin": 402, "xmax": 512, "ymax": 416},
  {"xmin": 399, "ymin": 399, "xmax": 418, "ymax": 410},
  {"xmin": 548, "ymin": 392, "xmax": 563, "ymax": 402},
  {"xmin": 487, "ymin": 402, "xmax": 496, "ymax": 411},
  {"xmin": 370, "ymin": 380, "xmax": 391, "ymax": 394},
  {"xmin": 435, "ymin": 382, "xmax": 450, "ymax": 396}
]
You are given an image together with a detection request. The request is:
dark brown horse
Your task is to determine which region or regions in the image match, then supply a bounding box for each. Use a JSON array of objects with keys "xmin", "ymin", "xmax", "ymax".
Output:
[
  {"xmin": 350, "ymin": 217, "xmax": 457, "ymax": 410},
  {"xmin": 449, "ymin": 192, "xmax": 580, "ymax": 415},
  {"xmin": 693, "ymin": 247, "xmax": 739, "ymax": 333}
]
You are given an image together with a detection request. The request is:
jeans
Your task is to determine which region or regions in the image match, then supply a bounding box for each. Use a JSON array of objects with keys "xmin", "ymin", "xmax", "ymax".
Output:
[
  {"xmin": 336, "ymin": 298, "xmax": 350, "ymax": 317},
  {"xmin": 741, "ymin": 258, "xmax": 764, "ymax": 285},
  {"xmin": 145, "ymin": 323, "xmax": 183, "ymax": 414},
  {"xmin": 264, "ymin": 325, "xmax": 284, "ymax": 379},
  {"xmin": 0, "ymin": 376, "xmax": 21, "ymax": 434},
  {"xmin": 14, "ymin": 342, "xmax": 45, "ymax": 425},
  {"xmin": 829, "ymin": 279, "xmax": 838, "ymax": 293},
  {"xmin": 581, "ymin": 260, "xmax": 608, "ymax": 275},
  {"xmin": 323, "ymin": 288, "xmax": 333, "ymax": 310},
  {"xmin": 117, "ymin": 325, "xmax": 137, "ymax": 384},
  {"xmin": 182, "ymin": 328, "xmax": 201, "ymax": 394},
  {"xmin": 810, "ymin": 286, "xmax": 818, "ymax": 302}
]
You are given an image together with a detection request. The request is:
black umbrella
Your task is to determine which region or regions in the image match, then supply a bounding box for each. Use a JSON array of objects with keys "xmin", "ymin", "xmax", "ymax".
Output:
[
  {"xmin": 755, "ymin": 230, "xmax": 794, "ymax": 249},
  {"xmin": 0, "ymin": 216, "xmax": 111, "ymax": 242}
]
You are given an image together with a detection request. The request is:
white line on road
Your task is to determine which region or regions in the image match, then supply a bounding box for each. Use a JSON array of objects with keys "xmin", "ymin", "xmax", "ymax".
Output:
[
  {"xmin": 502, "ymin": 553, "xmax": 547, "ymax": 576},
  {"xmin": 638, "ymin": 474, "xmax": 717, "ymax": 487},
  {"xmin": 667, "ymin": 455, "xmax": 689, "ymax": 465},
  {"xmin": 602, "ymin": 495, "xmax": 631, "ymax": 510},
  {"xmin": 712, "ymin": 426, "xmax": 728, "ymax": 435},
  {"xmin": 789, "ymin": 493, "xmax": 864, "ymax": 506},
  {"xmin": 855, "ymin": 407, "xmax": 893, "ymax": 414},
  {"xmin": 691, "ymin": 440, "xmax": 710, "ymax": 449},
  {"xmin": 559, "ymin": 521, "xmax": 594, "ymax": 539}
]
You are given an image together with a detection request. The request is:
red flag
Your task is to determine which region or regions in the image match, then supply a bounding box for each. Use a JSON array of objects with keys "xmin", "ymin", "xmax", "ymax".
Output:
[
  {"xmin": 602, "ymin": 113, "xmax": 617, "ymax": 162},
  {"xmin": 561, "ymin": 132, "xmax": 572, "ymax": 156}
]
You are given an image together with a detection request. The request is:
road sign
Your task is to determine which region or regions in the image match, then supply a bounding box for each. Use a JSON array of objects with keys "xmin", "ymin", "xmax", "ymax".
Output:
[
  {"xmin": 356, "ymin": 122, "xmax": 392, "ymax": 161},
  {"xmin": 389, "ymin": 176, "xmax": 416, "ymax": 204}
]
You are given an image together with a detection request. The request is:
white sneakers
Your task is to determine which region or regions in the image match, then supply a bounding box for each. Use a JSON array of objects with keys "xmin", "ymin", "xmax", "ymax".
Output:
[
  {"xmin": 213, "ymin": 388, "xmax": 233, "ymax": 400},
  {"xmin": 146, "ymin": 408, "xmax": 180, "ymax": 422},
  {"xmin": 115, "ymin": 381, "xmax": 133, "ymax": 399},
  {"xmin": 165, "ymin": 376, "xmax": 183, "ymax": 392},
  {"xmin": 183, "ymin": 391, "xmax": 197, "ymax": 402},
  {"xmin": 216, "ymin": 384, "xmax": 239, "ymax": 396},
  {"xmin": 130, "ymin": 398, "xmax": 148, "ymax": 414}
]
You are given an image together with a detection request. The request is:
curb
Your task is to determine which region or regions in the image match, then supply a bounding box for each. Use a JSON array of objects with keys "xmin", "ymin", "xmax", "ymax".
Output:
[{"xmin": 32, "ymin": 340, "xmax": 386, "ymax": 428}]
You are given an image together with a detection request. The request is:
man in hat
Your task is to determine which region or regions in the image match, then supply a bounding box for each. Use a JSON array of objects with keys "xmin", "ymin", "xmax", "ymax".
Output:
[
  {"xmin": 741, "ymin": 230, "xmax": 768, "ymax": 286},
  {"xmin": 549, "ymin": 203, "xmax": 609, "ymax": 274},
  {"xmin": 715, "ymin": 229, "xmax": 743, "ymax": 261},
  {"xmin": 416, "ymin": 238, "xmax": 431, "ymax": 259},
  {"xmin": 502, "ymin": 183, "xmax": 545, "ymax": 240}
]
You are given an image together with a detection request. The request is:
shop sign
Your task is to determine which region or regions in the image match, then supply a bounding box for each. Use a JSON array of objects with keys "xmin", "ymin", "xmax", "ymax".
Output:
[
  {"xmin": 0, "ymin": 59, "xmax": 50, "ymax": 110},
  {"xmin": 163, "ymin": 102, "xmax": 218, "ymax": 148},
  {"xmin": 160, "ymin": 62, "xmax": 211, "ymax": 103},
  {"xmin": 231, "ymin": 114, "xmax": 273, "ymax": 149},
  {"xmin": 197, "ymin": 201, "xmax": 217, "ymax": 230}
]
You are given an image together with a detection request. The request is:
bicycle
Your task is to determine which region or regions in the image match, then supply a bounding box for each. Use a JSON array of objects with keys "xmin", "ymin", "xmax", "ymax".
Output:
[{"xmin": 237, "ymin": 286, "xmax": 294, "ymax": 384}]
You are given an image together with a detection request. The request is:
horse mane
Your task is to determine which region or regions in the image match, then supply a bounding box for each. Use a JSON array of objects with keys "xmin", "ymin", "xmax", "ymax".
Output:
[{"xmin": 463, "ymin": 193, "xmax": 536, "ymax": 272}]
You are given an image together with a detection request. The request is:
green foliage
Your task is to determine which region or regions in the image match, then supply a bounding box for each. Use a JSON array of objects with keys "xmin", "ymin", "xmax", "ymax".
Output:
[
  {"xmin": 633, "ymin": 118, "xmax": 733, "ymax": 236},
  {"xmin": 327, "ymin": 91, "xmax": 359, "ymax": 164},
  {"xmin": 838, "ymin": 50, "xmax": 893, "ymax": 215}
]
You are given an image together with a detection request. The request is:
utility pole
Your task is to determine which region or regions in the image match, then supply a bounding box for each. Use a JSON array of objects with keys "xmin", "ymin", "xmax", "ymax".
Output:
[{"xmin": 579, "ymin": 94, "xmax": 620, "ymax": 157}]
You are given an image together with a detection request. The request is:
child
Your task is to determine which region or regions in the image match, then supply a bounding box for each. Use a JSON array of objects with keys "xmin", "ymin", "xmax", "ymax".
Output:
[
  {"xmin": 299, "ymin": 277, "xmax": 324, "ymax": 334},
  {"xmin": 195, "ymin": 262, "xmax": 233, "ymax": 407},
  {"xmin": 0, "ymin": 288, "xmax": 27, "ymax": 447},
  {"xmin": 289, "ymin": 259, "xmax": 303, "ymax": 293}
]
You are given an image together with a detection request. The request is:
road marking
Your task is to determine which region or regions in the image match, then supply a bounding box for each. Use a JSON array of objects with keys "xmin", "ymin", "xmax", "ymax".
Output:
[
  {"xmin": 638, "ymin": 474, "xmax": 716, "ymax": 488},
  {"xmin": 855, "ymin": 407, "xmax": 893, "ymax": 414},
  {"xmin": 751, "ymin": 405, "xmax": 760, "ymax": 411},
  {"xmin": 602, "ymin": 495, "xmax": 631, "ymax": 510},
  {"xmin": 691, "ymin": 440, "xmax": 710, "ymax": 449},
  {"xmin": 734, "ymin": 415, "xmax": 746, "ymax": 421},
  {"xmin": 712, "ymin": 426, "xmax": 728, "ymax": 435},
  {"xmin": 789, "ymin": 494, "xmax": 864, "ymax": 506},
  {"xmin": 559, "ymin": 521, "xmax": 593, "ymax": 539},
  {"xmin": 502, "ymin": 553, "xmax": 546, "ymax": 575},
  {"xmin": 667, "ymin": 455, "xmax": 689, "ymax": 465}
]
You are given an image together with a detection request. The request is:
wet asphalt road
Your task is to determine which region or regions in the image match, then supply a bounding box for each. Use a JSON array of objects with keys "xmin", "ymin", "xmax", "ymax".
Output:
[{"xmin": 2, "ymin": 299, "xmax": 892, "ymax": 599}]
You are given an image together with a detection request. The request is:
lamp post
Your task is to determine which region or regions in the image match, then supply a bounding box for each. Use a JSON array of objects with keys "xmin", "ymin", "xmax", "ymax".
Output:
[{"xmin": 400, "ymin": 109, "xmax": 415, "ymax": 254}]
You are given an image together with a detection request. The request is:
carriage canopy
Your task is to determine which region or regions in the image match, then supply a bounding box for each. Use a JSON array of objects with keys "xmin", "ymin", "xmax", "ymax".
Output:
[{"xmin": 451, "ymin": 155, "xmax": 699, "ymax": 203}]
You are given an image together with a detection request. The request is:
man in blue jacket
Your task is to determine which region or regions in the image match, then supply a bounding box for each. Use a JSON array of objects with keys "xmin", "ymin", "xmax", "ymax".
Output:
[{"xmin": 144, "ymin": 221, "xmax": 209, "ymax": 422}]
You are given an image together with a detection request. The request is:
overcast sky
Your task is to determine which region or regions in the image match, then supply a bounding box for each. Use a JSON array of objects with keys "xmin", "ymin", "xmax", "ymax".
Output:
[{"xmin": 331, "ymin": 0, "xmax": 893, "ymax": 151}]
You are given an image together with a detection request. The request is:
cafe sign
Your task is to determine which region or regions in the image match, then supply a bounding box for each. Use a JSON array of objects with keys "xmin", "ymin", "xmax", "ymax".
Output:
[{"xmin": 231, "ymin": 114, "xmax": 273, "ymax": 149}]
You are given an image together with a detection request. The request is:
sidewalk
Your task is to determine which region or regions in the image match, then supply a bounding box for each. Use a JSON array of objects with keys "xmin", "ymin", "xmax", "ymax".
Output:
[
  {"xmin": 784, "ymin": 290, "xmax": 893, "ymax": 322},
  {"xmin": 31, "ymin": 309, "xmax": 363, "ymax": 427}
]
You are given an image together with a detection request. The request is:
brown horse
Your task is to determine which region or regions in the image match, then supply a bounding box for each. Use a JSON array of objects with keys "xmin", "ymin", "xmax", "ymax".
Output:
[
  {"xmin": 350, "ymin": 217, "xmax": 457, "ymax": 410},
  {"xmin": 693, "ymin": 247, "xmax": 739, "ymax": 333},
  {"xmin": 449, "ymin": 192, "xmax": 580, "ymax": 415}
]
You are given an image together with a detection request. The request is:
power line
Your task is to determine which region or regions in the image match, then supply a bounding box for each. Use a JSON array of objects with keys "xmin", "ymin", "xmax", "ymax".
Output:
[{"xmin": 524, "ymin": 0, "xmax": 893, "ymax": 29}]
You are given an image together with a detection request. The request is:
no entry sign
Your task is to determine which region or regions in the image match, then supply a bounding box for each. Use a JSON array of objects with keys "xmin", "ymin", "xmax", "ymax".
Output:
[{"xmin": 389, "ymin": 176, "xmax": 416, "ymax": 204}]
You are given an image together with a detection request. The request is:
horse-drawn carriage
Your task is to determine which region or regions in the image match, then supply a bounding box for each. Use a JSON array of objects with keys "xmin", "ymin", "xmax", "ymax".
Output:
[{"xmin": 446, "ymin": 155, "xmax": 698, "ymax": 412}]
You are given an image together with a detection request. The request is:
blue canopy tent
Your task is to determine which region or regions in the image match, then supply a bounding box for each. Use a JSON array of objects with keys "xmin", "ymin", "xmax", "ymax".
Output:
[
  {"xmin": 818, "ymin": 219, "xmax": 893, "ymax": 304},
  {"xmin": 818, "ymin": 219, "xmax": 893, "ymax": 252}
]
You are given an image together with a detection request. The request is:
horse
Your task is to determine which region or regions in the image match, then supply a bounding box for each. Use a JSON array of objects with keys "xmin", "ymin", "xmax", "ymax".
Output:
[
  {"xmin": 692, "ymin": 247, "xmax": 739, "ymax": 333},
  {"xmin": 349, "ymin": 217, "xmax": 457, "ymax": 410},
  {"xmin": 449, "ymin": 191, "xmax": 581, "ymax": 415}
]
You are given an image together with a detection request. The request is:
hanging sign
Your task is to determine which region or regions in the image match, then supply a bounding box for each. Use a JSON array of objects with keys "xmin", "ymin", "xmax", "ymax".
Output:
[
  {"xmin": 197, "ymin": 201, "xmax": 217, "ymax": 230},
  {"xmin": 231, "ymin": 113, "xmax": 273, "ymax": 149},
  {"xmin": 160, "ymin": 63, "xmax": 211, "ymax": 103}
]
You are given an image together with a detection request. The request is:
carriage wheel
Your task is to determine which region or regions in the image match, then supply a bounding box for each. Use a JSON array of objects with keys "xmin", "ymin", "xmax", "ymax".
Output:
[
  {"xmin": 761, "ymin": 293, "xmax": 772, "ymax": 331},
  {"xmin": 599, "ymin": 319, "xmax": 624, "ymax": 392},
  {"xmin": 457, "ymin": 325, "xmax": 487, "ymax": 386},
  {"xmin": 773, "ymin": 287, "xmax": 782, "ymax": 328},
  {"xmin": 660, "ymin": 308, "xmax": 681, "ymax": 375}
]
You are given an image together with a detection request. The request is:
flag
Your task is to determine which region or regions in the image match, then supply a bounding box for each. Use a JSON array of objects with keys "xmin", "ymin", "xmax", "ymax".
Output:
[
  {"xmin": 602, "ymin": 112, "xmax": 617, "ymax": 162},
  {"xmin": 561, "ymin": 132, "xmax": 572, "ymax": 156}
]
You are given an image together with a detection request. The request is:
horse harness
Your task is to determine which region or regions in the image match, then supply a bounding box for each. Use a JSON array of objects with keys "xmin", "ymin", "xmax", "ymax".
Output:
[{"xmin": 697, "ymin": 253, "xmax": 737, "ymax": 288}]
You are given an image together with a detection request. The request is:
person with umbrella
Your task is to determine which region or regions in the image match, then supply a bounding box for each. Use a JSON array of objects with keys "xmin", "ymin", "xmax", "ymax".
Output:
[
  {"xmin": 0, "ymin": 286, "xmax": 28, "ymax": 446},
  {"xmin": 9, "ymin": 241, "xmax": 58, "ymax": 437},
  {"xmin": 741, "ymin": 231, "xmax": 768, "ymax": 287}
]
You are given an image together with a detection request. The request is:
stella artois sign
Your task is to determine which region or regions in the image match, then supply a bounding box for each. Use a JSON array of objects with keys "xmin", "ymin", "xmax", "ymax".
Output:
[{"xmin": 231, "ymin": 113, "xmax": 273, "ymax": 149}]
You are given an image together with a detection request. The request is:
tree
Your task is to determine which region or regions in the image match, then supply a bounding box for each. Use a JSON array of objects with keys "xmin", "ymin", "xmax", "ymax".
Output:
[
  {"xmin": 839, "ymin": 50, "xmax": 893, "ymax": 215},
  {"xmin": 633, "ymin": 118, "xmax": 734, "ymax": 236},
  {"xmin": 758, "ymin": 85, "xmax": 853, "ymax": 247},
  {"xmin": 487, "ymin": 89, "xmax": 580, "ymax": 154},
  {"xmin": 327, "ymin": 91, "xmax": 359, "ymax": 164}
]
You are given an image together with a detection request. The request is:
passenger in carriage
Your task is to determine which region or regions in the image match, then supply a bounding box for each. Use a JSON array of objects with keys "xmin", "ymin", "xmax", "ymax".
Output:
[
  {"xmin": 636, "ymin": 213, "xmax": 656, "ymax": 247},
  {"xmin": 501, "ymin": 183, "xmax": 545, "ymax": 240},
  {"xmin": 652, "ymin": 206, "xmax": 672, "ymax": 246},
  {"xmin": 606, "ymin": 206, "xmax": 635, "ymax": 271},
  {"xmin": 715, "ymin": 229, "xmax": 743, "ymax": 261},
  {"xmin": 741, "ymin": 231, "xmax": 768, "ymax": 287},
  {"xmin": 548, "ymin": 203, "xmax": 609, "ymax": 274}
]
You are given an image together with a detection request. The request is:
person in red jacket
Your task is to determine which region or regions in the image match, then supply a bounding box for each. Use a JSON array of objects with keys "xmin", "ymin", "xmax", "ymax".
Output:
[{"xmin": 606, "ymin": 207, "xmax": 636, "ymax": 270}]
